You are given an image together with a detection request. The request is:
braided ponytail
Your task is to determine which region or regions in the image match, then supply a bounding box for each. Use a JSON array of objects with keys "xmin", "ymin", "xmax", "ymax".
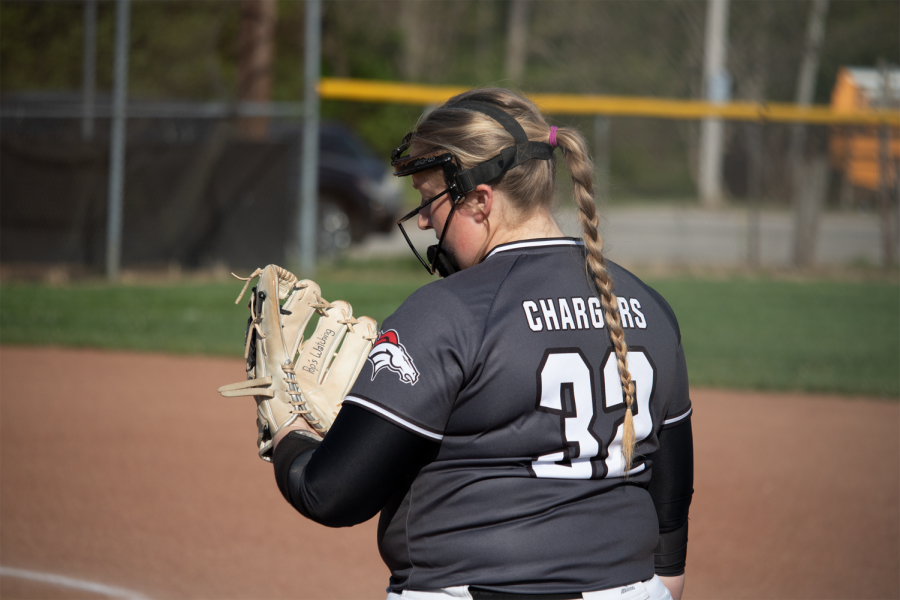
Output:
[
  {"xmin": 409, "ymin": 89, "xmax": 636, "ymax": 472},
  {"xmin": 555, "ymin": 127, "xmax": 637, "ymax": 473}
]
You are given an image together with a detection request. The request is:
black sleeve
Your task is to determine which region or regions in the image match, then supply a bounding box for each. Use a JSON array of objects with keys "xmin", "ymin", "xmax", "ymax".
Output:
[
  {"xmin": 647, "ymin": 416, "xmax": 694, "ymax": 576},
  {"xmin": 272, "ymin": 404, "xmax": 440, "ymax": 528}
]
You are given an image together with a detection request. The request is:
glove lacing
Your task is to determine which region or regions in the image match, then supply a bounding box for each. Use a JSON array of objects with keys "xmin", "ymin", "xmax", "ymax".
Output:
[
  {"xmin": 307, "ymin": 293, "xmax": 369, "ymax": 340},
  {"xmin": 233, "ymin": 269, "xmax": 269, "ymax": 359},
  {"xmin": 231, "ymin": 268, "xmax": 264, "ymax": 304},
  {"xmin": 281, "ymin": 361, "xmax": 327, "ymax": 433},
  {"xmin": 282, "ymin": 301, "xmax": 377, "ymax": 430},
  {"xmin": 233, "ymin": 269, "xmax": 312, "ymax": 362}
]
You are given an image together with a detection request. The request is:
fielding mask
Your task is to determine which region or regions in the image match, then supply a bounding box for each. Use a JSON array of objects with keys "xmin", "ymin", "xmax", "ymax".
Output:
[{"xmin": 391, "ymin": 100, "xmax": 555, "ymax": 277}]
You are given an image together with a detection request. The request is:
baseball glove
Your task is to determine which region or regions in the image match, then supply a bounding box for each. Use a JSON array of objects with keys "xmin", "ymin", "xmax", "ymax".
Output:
[{"xmin": 217, "ymin": 265, "xmax": 377, "ymax": 462}]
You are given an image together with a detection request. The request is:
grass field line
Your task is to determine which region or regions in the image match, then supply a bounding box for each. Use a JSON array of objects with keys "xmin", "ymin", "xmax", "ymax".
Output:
[{"xmin": 0, "ymin": 566, "xmax": 149, "ymax": 599}]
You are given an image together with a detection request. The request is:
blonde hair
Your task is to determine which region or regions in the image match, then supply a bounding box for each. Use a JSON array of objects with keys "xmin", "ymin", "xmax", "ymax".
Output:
[{"xmin": 411, "ymin": 89, "xmax": 637, "ymax": 472}]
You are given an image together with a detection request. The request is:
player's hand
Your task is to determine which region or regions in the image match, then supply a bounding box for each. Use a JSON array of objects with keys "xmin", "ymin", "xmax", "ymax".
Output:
[{"xmin": 659, "ymin": 574, "xmax": 684, "ymax": 600}]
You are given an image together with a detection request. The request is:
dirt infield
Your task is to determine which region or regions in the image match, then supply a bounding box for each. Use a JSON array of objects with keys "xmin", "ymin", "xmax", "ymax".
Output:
[{"xmin": 1, "ymin": 346, "xmax": 897, "ymax": 600}]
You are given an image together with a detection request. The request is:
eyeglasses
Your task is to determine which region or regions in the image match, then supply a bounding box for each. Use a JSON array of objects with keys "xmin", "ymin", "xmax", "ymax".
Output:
[
  {"xmin": 394, "ymin": 155, "xmax": 465, "ymax": 275},
  {"xmin": 397, "ymin": 185, "xmax": 462, "ymax": 275}
]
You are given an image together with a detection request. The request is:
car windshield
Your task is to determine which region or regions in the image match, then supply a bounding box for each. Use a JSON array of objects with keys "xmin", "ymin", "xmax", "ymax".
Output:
[{"xmin": 321, "ymin": 130, "xmax": 374, "ymax": 161}]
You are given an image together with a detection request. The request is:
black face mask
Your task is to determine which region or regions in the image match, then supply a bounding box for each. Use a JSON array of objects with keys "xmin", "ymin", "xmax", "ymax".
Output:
[
  {"xmin": 393, "ymin": 157, "xmax": 466, "ymax": 278},
  {"xmin": 427, "ymin": 244, "xmax": 460, "ymax": 278},
  {"xmin": 390, "ymin": 99, "xmax": 555, "ymax": 278}
]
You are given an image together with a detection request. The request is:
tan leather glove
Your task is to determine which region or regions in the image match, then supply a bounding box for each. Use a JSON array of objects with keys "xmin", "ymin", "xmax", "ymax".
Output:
[{"xmin": 218, "ymin": 265, "xmax": 377, "ymax": 462}]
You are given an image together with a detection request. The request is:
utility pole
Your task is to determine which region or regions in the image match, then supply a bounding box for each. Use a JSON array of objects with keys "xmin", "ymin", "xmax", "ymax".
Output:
[
  {"xmin": 298, "ymin": 0, "xmax": 322, "ymax": 276},
  {"xmin": 81, "ymin": 0, "xmax": 97, "ymax": 141},
  {"xmin": 697, "ymin": 0, "xmax": 730, "ymax": 208},
  {"xmin": 106, "ymin": 0, "xmax": 130, "ymax": 280}
]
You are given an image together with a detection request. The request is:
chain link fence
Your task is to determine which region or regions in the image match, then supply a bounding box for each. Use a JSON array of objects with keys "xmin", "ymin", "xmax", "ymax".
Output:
[{"xmin": 1, "ymin": 0, "xmax": 897, "ymax": 274}]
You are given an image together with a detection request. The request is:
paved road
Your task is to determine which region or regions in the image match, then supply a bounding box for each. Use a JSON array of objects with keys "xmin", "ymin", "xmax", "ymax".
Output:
[{"xmin": 351, "ymin": 205, "xmax": 889, "ymax": 268}]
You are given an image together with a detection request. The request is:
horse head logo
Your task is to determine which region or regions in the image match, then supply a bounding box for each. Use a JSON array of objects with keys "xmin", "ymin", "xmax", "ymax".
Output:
[{"xmin": 367, "ymin": 329, "xmax": 419, "ymax": 386}]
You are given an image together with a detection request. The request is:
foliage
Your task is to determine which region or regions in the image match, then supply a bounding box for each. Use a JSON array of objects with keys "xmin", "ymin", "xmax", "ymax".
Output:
[
  {"xmin": 0, "ymin": 1, "xmax": 239, "ymax": 99},
  {"xmin": 1, "ymin": 268, "xmax": 897, "ymax": 397},
  {"xmin": 1, "ymin": 0, "xmax": 897, "ymax": 196}
]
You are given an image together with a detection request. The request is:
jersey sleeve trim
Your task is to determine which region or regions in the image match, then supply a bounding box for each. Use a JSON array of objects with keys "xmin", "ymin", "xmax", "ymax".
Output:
[
  {"xmin": 663, "ymin": 406, "xmax": 692, "ymax": 427},
  {"xmin": 344, "ymin": 395, "xmax": 445, "ymax": 441}
]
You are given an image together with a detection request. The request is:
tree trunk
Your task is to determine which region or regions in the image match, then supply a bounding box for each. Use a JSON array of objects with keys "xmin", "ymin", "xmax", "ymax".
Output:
[
  {"xmin": 788, "ymin": 0, "xmax": 829, "ymax": 171},
  {"xmin": 400, "ymin": 0, "xmax": 428, "ymax": 81},
  {"xmin": 504, "ymin": 0, "xmax": 530, "ymax": 82},
  {"xmin": 237, "ymin": 0, "xmax": 277, "ymax": 140},
  {"xmin": 792, "ymin": 155, "xmax": 829, "ymax": 268},
  {"xmin": 789, "ymin": 0, "xmax": 829, "ymax": 266}
]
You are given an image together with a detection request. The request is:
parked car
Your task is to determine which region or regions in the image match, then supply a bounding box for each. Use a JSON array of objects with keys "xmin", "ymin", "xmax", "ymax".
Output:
[{"xmin": 315, "ymin": 122, "xmax": 403, "ymax": 253}]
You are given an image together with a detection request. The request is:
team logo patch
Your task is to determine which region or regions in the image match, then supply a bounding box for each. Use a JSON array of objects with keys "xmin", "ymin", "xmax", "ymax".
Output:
[{"xmin": 367, "ymin": 329, "xmax": 419, "ymax": 385}]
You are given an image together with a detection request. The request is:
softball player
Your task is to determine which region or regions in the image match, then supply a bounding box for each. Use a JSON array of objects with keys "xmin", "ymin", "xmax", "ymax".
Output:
[{"xmin": 272, "ymin": 89, "xmax": 693, "ymax": 600}]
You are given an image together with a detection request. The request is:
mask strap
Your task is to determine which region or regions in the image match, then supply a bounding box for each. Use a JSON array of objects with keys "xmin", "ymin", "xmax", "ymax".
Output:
[
  {"xmin": 444, "ymin": 100, "xmax": 555, "ymax": 192},
  {"xmin": 427, "ymin": 198, "xmax": 461, "ymax": 273}
]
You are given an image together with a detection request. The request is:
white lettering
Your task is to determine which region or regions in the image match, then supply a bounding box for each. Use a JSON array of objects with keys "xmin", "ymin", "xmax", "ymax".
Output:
[
  {"xmin": 617, "ymin": 297, "xmax": 634, "ymax": 328},
  {"xmin": 558, "ymin": 298, "xmax": 576, "ymax": 330},
  {"xmin": 630, "ymin": 298, "xmax": 647, "ymax": 329},
  {"xmin": 572, "ymin": 297, "xmax": 589, "ymax": 329},
  {"xmin": 523, "ymin": 296, "xmax": 630, "ymax": 332},
  {"xmin": 589, "ymin": 297, "xmax": 604, "ymax": 329},
  {"xmin": 522, "ymin": 301, "xmax": 543, "ymax": 332},
  {"xmin": 532, "ymin": 352, "xmax": 599, "ymax": 479},
  {"xmin": 539, "ymin": 299, "xmax": 560, "ymax": 330}
]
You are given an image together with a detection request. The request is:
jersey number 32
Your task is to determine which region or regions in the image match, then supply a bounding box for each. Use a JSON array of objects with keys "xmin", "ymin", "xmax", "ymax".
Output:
[{"xmin": 529, "ymin": 348, "xmax": 655, "ymax": 480}]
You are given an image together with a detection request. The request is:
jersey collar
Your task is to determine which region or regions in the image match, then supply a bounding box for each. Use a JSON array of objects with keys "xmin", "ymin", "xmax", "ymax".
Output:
[{"xmin": 483, "ymin": 237, "xmax": 584, "ymax": 261}]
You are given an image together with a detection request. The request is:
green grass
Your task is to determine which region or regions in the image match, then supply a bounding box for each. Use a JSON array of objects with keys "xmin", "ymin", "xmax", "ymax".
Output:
[
  {"xmin": 1, "ymin": 263, "xmax": 897, "ymax": 398},
  {"xmin": 648, "ymin": 278, "xmax": 899, "ymax": 398},
  {"xmin": 0, "ymin": 258, "xmax": 434, "ymax": 358}
]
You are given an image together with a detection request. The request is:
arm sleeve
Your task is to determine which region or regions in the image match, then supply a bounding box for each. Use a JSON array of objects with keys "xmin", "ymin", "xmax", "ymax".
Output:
[
  {"xmin": 647, "ymin": 416, "xmax": 694, "ymax": 576},
  {"xmin": 272, "ymin": 404, "xmax": 440, "ymax": 528}
]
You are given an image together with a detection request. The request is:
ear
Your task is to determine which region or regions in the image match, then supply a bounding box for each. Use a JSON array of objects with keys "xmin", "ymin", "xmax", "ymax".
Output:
[{"xmin": 469, "ymin": 184, "xmax": 494, "ymax": 224}]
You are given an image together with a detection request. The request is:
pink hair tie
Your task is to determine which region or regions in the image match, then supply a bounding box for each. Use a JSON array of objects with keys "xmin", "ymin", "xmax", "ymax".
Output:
[{"xmin": 548, "ymin": 126, "xmax": 558, "ymax": 147}]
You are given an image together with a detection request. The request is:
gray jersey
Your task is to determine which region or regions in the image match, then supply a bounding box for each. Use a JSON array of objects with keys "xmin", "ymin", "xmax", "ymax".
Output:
[{"xmin": 345, "ymin": 238, "xmax": 692, "ymax": 594}]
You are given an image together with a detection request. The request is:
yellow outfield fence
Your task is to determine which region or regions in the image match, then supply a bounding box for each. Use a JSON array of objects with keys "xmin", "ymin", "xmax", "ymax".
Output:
[{"xmin": 318, "ymin": 78, "xmax": 900, "ymax": 126}]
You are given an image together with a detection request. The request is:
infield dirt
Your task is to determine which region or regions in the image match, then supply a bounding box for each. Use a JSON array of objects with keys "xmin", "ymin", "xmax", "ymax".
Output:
[{"xmin": 1, "ymin": 346, "xmax": 897, "ymax": 599}]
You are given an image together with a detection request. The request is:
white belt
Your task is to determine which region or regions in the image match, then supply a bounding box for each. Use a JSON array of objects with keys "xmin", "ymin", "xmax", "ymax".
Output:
[{"xmin": 389, "ymin": 575, "xmax": 672, "ymax": 600}]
